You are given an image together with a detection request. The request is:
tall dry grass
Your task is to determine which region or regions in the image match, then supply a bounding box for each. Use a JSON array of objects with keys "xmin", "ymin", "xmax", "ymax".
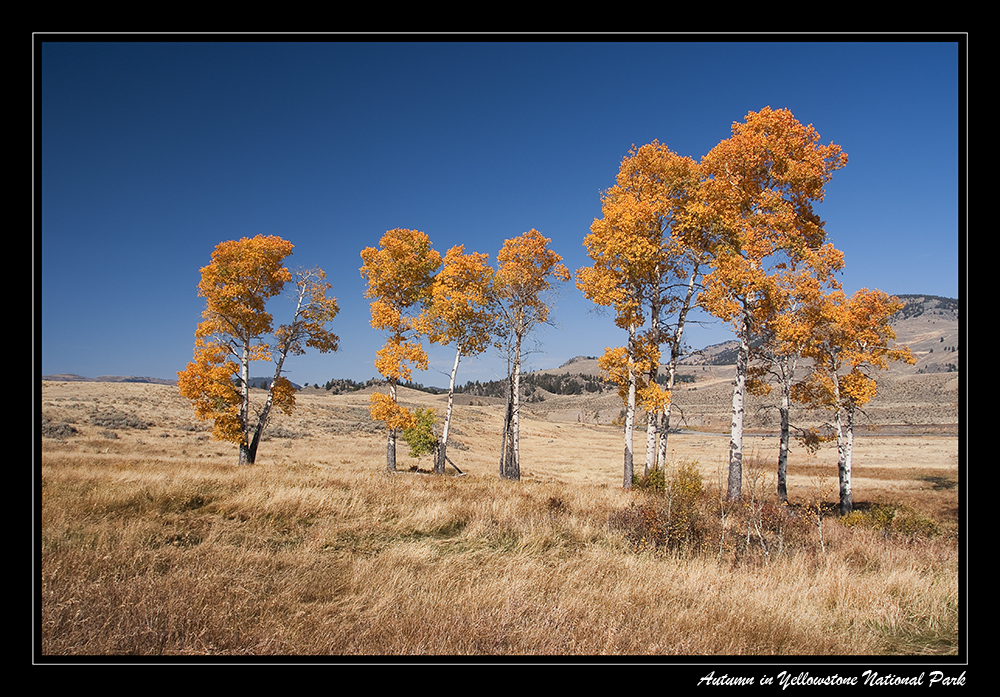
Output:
[{"xmin": 40, "ymin": 443, "xmax": 959, "ymax": 656}]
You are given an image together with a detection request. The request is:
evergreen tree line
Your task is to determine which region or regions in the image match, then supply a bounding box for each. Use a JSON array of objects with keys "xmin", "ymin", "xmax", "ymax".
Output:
[
  {"xmin": 315, "ymin": 370, "xmax": 697, "ymax": 399},
  {"xmin": 318, "ymin": 377, "xmax": 448, "ymax": 395},
  {"xmin": 456, "ymin": 372, "xmax": 618, "ymax": 398}
]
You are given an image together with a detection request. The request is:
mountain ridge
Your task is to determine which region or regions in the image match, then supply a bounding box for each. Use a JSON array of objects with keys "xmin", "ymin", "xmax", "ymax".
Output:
[{"xmin": 42, "ymin": 295, "xmax": 958, "ymax": 386}]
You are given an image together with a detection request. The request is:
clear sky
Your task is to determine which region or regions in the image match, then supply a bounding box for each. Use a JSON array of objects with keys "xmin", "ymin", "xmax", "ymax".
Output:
[{"xmin": 37, "ymin": 36, "xmax": 964, "ymax": 388}]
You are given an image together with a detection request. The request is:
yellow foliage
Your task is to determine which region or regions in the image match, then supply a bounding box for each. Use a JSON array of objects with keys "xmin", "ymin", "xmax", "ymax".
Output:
[
  {"xmin": 578, "ymin": 141, "xmax": 703, "ymax": 329},
  {"xmin": 598, "ymin": 346, "xmax": 631, "ymax": 402},
  {"xmin": 360, "ymin": 229, "xmax": 442, "ymax": 453},
  {"xmin": 374, "ymin": 339, "xmax": 429, "ymax": 382},
  {"xmin": 638, "ymin": 380, "xmax": 671, "ymax": 414},
  {"xmin": 698, "ymin": 107, "xmax": 848, "ymax": 331},
  {"xmin": 369, "ymin": 392, "xmax": 417, "ymax": 431},
  {"xmin": 360, "ymin": 228, "xmax": 441, "ymax": 313},
  {"xmin": 360, "ymin": 228, "xmax": 440, "ymax": 382},
  {"xmin": 270, "ymin": 376, "xmax": 297, "ymax": 416},
  {"xmin": 579, "ymin": 141, "xmax": 706, "ymax": 421},
  {"xmin": 598, "ymin": 338, "xmax": 671, "ymax": 412},
  {"xmin": 177, "ymin": 236, "xmax": 339, "ymax": 458},
  {"xmin": 494, "ymin": 230, "xmax": 570, "ymax": 328},
  {"xmin": 196, "ymin": 235, "xmax": 294, "ymax": 340},
  {"xmin": 427, "ymin": 245, "xmax": 495, "ymax": 356},
  {"xmin": 177, "ymin": 339, "xmax": 243, "ymax": 443},
  {"xmin": 795, "ymin": 287, "xmax": 915, "ymax": 413},
  {"xmin": 491, "ymin": 230, "xmax": 570, "ymax": 372}
]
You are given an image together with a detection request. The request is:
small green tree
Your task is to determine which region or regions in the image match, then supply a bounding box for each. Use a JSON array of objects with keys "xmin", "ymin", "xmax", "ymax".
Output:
[{"xmin": 402, "ymin": 407, "xmax": 438, "ymax": 460}]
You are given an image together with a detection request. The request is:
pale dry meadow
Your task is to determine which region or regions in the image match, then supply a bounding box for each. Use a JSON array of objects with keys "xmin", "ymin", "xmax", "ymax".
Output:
[{"xmin": 38, "ymin": 380, "xmax": 961, "ymax": 656}]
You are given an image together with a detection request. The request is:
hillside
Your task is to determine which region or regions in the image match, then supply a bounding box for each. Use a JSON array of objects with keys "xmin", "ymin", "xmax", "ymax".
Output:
[
  {"xmin": 504, "ymin": 369, "xmax": 957, "ymax": 434},
  {"xmin": 514, "ymin": 295, "xmax": 960, "ymax": 433},
  {"xmin": 39, "ymin": 373, "xmax": 177, "ymax": 386},
  {"xmin": 887, "ymin": 295, "xmax": 960, "ymax": 375},
  {"xmin": 43, "ymin": 295, "xmax": 959, "ymax": 402},
  {"xmin": 671, "ymin": 294, "xmax": 957, "ymax": 375}
]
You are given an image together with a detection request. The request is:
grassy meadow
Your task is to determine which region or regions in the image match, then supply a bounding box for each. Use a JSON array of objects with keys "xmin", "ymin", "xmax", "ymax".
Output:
[{"xmin": 38, "ymin": 380, "xmax": 961, "ymax": 657}]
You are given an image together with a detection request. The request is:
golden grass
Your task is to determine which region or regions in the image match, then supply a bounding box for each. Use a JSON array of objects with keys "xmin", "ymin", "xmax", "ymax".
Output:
[{"xmin": 38, "ymin": 381, "xmax": 961, "ymax": 657}]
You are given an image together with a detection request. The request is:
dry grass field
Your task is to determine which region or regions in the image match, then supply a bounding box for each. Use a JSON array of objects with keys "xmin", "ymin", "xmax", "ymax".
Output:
[{"xmin": 38, "ymin": 379, "xmax": 961, "ymax": 657}]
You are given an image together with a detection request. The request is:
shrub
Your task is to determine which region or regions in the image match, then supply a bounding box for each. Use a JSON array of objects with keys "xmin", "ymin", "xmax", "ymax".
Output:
[
  {"xmin": 841, "ymin": 502, "xmax": 940, "ymax": 538},
  {"xmin": 264, "ymin": 426, "xmax": 304, "ymax": 439},
  {"xmin": 616, "ymin": 462, "xmax": 704, "ymax": 552},
  {"xmin": 402, "ymin": 407, "xmax": 438, "ymax": 458},
  {"xmin": 89, "ymin": 409, "xmax": 152, "ymax": 430},
  {"xmin": 42, "ymin": 419, "xmax": 78, "ymax": 439}
]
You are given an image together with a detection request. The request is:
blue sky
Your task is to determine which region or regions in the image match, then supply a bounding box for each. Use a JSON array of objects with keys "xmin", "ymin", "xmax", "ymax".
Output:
[{"xmin": 38, "ymin": 37, "xmax": 964, "ymax": 387}]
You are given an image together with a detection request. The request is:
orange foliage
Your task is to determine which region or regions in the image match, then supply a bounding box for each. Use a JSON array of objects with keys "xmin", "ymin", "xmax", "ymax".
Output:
[
  {"xmin": 699, "ymin": 107, "xmax": 848, "ymax": 328},
  {"xmin": 427, "ymin": 245, "xmax": 495, "ymax": 356},
  {"xmin": 374, "ymin": 339, "xmax": 428, "ymax": 382},
  {"xmin": 493, "ymin": 230, "xmax": 570, "ymax": 333},
  {"xmin": 579, "ymin": 141, "xmax": 703, "ymax": 331},
  {"xmin": 580, "ymin": 142, "xmax": 705, "ymax": 433},
  {"xmin": 598, "ymin": 336, "xmax": 671, "ymax": 413},
  {"xmin": 360, "ymin": 228, "xmax": 442, "ymax": 433},
  {"xmin": 194, "ymin": 235, "xmax": 293, "ymax": 344},
  {"xmin": 794, "ymin": 288, "xmax": 915, "ymax": 412},
  {"xmin": 369, "ymin": 392, "xmax": 417, "ymax": 431},
  {"xmin": 177, "ymin": 235, "xmax": 339, "ymax": 462},
  {"xmin": 177, "ymin": 339, "xmax": 243, "ymax": 444}
]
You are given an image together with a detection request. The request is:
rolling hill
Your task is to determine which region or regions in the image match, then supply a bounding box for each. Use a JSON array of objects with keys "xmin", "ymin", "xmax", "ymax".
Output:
[{"xmin": 512, "ymin": 294, "xmax": 960, "ymax": 433}]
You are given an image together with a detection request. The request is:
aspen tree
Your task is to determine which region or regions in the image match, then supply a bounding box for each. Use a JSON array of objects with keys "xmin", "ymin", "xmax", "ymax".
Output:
[
  {"xmin": 578, "ymin": 141, "xmax": 708, "ymax": 486},
  {"xmin": 747, "ymin": 242, "xmax": 844, "ymax": 501},
  {"xmin": 178, "ymin": 236, "xmax": 339, "ymax": 465},
  {"xmin": 425, "ymin": 245, "xmax": 495, "ymax": 474},
  {"xmin": 794, "ymin": 288, "xmax": 914, "ymax": 515},
  {"xmin": 360, "ymin": 228, "xmax": 442, "ymax": 472},
  {"xmin": 493, "ymin": 230, "xmax": 570, "ymax": 481},
  {"xmin": 699, "ymin": 107, "xmax": 848, "ymax": 500}
]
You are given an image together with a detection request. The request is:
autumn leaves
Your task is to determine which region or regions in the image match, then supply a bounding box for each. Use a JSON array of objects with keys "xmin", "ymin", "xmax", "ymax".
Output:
[
  {"xmin": 579, "ymin": 107, "xmax": 913, "ymax": 513},
  {"xmin": 177, "ymin": 235, "xmax": 340, "ymax": 465},
  {"xmin": 360, "ymin": 228, "xmax": 569, "ymax": 478},
  {"xmin": 179, "ymin": 107, "xmax": 913, "ymax": 512}
]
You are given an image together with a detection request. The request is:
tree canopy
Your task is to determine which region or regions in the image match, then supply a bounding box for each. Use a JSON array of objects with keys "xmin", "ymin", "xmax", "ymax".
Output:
[
  {"xmin": 178, "ymin": 235, "xmax": 339, "ymax": 464},
  {"xmin": 360, "ymin": 228, "xmax": 442, "ymax": 471}
]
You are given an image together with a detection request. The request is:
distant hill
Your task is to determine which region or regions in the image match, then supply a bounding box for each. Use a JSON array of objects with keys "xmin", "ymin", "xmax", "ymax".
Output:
[
  {"xmin": 247, "ymin": 377, "xmax": 303, "ymax": 390},
  {"xmin": 42, "ymin": 297, "xmax": 958, "ymax": 389},
  {"xmin": 892, "ymin": 294, "xmax": 959, "ymax": 319},
  {"xmin": 40, "ymin": 374, "xmax": 307, "ymax": 389},
  {"xmin": 676, "ymin": 294, "xmax": 959, "ymax": 375},
  {"xmin": 887, "ymin": 294, "xmax": 960, "ymax": 375},
  {"xmin": 547, "ymin": 294, "xmax": 960, "ymax": 378},
  {"xmin": 41, "ymin": 373, "xmax": 178, "ymax": 385}
]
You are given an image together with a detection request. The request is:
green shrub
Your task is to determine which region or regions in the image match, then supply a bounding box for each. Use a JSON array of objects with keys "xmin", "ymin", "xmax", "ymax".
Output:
[
  {"xmin": 633, "ymin": 467, "xmax": 667, "ymax": 493},
  {"xmin": 841, "ymin": 502, "xmax": 940, "ymax": 538},
  {"xmin": 402, "ymin": 407, "xmax": 438, "ymax": 458}
]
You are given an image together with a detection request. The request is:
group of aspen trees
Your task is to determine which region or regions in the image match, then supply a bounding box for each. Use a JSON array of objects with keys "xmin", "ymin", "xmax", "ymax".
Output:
[{"xmin": 181, "ymin": 108, "xmax": 914, "ymax": 516}]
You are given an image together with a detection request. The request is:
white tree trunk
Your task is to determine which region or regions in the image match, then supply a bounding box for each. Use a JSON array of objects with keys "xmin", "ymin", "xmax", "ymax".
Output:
[
  {"xmin": 658, "ymin": 404, "xmax": 671, "ymax": 470},
  {"xmin": 778, "ymin": 393, "xmax": 790, "ymax": 503},
  {"xmin": 500, "ymin": 332, "xmax": 522, "ymax": 481},
  {"xmin": 511, "ymin": 334, "xmax": 522, "ymax": 480},
  {"xmin": 386, "ymin": 380, "xmax": 398, "ymax": 473},
  {"xmin": 644, "ymin": 306, "xmax": 661, "ymax": 476},
  {"xmin": 623, "ymin": 324, "xmax": 637, "ymax": 489},
  {"xmin": 658, "ymin": 265, "xmax": 699, "ymax": 470},
  {"xmin": 436, "ymin": 348, "xmax": 462, "ymax": 474},
  {"xmin": 727, "ymin": 316, "xmax": 749, "ymax": 500},
  {"xmin": 777, "ymin": 354, "xmax": 796, "ymax": 503},
  {"xmin": 239, "ymin": 342, "xmax": 252, "ymax": 465},
  {"xmin": 644, "ymin": 411, "xmax": 658, "ymax": 477},
  {"xmin": 837, "ymin": 401, "xmax": 855, "ymax": 515}
]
